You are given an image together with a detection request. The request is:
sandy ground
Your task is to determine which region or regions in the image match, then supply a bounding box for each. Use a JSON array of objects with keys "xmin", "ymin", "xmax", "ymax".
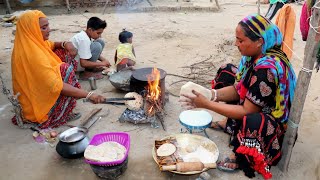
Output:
[{"xmin": 0, "ymin": 0, "xmax": 320, "ymax": 179}]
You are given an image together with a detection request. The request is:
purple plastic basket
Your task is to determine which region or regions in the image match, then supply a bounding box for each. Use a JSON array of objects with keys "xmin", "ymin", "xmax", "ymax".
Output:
[{"xmin": 85, "ymin": 132, "xmax": 130, "ymax": 166}]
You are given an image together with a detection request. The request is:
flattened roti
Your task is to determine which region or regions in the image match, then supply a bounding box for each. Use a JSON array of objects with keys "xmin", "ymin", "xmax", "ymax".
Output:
[
  {"xmin": 179, "ymin": 81, "xmax": 212, "ymax": 101},
  {"xmin": 124, "ymin": 92, "xmax": 143, "ymax": 111},
  {"xmin": 157, "ymin": 143, "xmax": 176, "ymax": 157}
]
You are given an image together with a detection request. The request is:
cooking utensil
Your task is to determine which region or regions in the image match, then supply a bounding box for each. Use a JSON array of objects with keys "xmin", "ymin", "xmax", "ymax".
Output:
[
  {"xmin": 130, "ymin": 67, "xmax": 167, "ymax": 105},
  {"xmin": 59, "ymin": 116, "xmax": 101, "ymax": 143},
  {"xmin": 161, "ymin": 162, "xmax": 217, "ymax": 172},
  {"xmin": 179, "ymin": 110, "xmax": 212, "ymax": 138},
  {"xmin": 109, "ymin": 70, "xmax": 132, "ymax": 91},
  {"xmin": 88, "ymin": 77, "xmax": 97, "ymax": 90},
  {"xmin": 80, "ymin": 108, "xmax": 103, "ymax": 127},
  {"xmin": 56, "ymin": 109, "xmax": 106, "ymax": 159},
  {"xmin": 102, "ymin": 97, "xmax": 135, "ymax": 105},
  {"xmin": 152, "ymin": 134, "xmax": 219, "ymax": 175},
  {"xmin": 105, "ymin": 97, "xmax": 135, "ymax": 101},
  {"xmin": 58, "ymin": 109, "xmax": 102, "ymax": 143},
  {"xmin": 83, "ymin": 97, "xmax": 136, "ymax": 105},
  {"xmin": 56, "ymin": 136, "xmax": 90, "ymax": 159}
]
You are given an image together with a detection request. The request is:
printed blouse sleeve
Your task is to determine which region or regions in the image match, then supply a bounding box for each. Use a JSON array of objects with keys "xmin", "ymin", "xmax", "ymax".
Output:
[{"xmin": 245, "ymin": 68, "xmax": 277, "ymax": 107}]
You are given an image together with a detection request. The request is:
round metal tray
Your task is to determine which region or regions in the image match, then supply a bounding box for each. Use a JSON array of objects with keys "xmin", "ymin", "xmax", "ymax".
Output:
[{"xmin": 152, "ymin": 134, "xmax": 219, "ymax": 175}]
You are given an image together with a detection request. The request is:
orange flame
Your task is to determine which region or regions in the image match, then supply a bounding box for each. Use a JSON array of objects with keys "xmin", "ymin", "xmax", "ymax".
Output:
[{"xmin": 147, "ymin": 67, "xmax": 161, "ymax": 114}]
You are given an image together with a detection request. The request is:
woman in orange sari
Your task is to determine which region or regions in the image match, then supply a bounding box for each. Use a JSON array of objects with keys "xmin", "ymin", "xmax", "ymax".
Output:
[{"xmin": 11, "ymin": 10, "xmax": 105, "ymax": 129}]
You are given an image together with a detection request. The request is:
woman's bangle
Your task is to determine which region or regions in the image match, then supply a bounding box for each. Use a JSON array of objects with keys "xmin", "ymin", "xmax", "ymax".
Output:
[
  {"xmin": 61, "ymin": 41, "xmax": 66, "ymax": 49},
  {"xmin": 86, "ymin": 91, "xmax": 94, "ymax": 100},
  {"xmin": 212, "ymin": 89, "xmax": 218, "ymax": 102}
]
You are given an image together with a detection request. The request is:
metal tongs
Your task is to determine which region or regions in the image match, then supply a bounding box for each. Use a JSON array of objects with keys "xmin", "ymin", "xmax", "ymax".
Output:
[{"xmin": 83, "ymin": 97, "xmax": 135, "ymax": 105}]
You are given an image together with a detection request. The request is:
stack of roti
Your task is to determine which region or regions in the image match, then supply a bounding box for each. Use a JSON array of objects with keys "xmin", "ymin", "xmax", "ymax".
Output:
[{"xmin": 84, "ymin": 141, "xmax": 126, "ymax": 162}]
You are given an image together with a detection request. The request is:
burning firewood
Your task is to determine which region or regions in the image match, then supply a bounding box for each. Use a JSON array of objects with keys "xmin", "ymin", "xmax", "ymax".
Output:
[
  {"xmin": 145, "ymin": 67, "xmax": 164, "ymax": 116},
  {"xmin": 144, "ymin": 68, "xmax": 166, "ymax": 130}
]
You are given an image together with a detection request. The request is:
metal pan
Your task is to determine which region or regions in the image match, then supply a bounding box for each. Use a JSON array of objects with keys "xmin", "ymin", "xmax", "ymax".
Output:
[
  {"xmin": 59, "ymin": 126, "xmax": 89, "ymax": 143},
  {"xmin": 58, "ymin": 116, "xmax": 102, "ymax": 143},
  {"xmin": 109, "ymin": 70, "xmax": 133, "ymax": 91},
  {"xmin": 83, "ymin": 97, "xmax": 135, "ymax": 105},
  {"xmin": 56, "ymin": 109, "xmax": 106, "ymax": 159}
]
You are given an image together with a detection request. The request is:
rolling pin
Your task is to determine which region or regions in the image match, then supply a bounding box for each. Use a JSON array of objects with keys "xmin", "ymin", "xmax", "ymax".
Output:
[{"xmin": 161, "ymin": 162, "xmax": 216, "ymax": 172}]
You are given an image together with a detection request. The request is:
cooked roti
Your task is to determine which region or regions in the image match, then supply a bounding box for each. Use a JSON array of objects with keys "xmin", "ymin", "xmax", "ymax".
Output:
[
  {"xmin": 84, "ymin": 141, "xmax": 126, "ymax": 162},
  {"xmin": 124, "ymin": 92, "xmax": 143, "ymax": 111},
  {"xmin": 157, "ymin": 143, "xmax": 176, "ymax": 157}
]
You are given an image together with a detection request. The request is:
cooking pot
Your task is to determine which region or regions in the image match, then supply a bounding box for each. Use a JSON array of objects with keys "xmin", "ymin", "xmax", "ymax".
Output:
[
  {"xmin": 56, "ymin": 127, "xmax": 90, "ymax": 159},
  {"xmin": 56, "ymin": 109, "xmax": 104, "ymax": 159}
]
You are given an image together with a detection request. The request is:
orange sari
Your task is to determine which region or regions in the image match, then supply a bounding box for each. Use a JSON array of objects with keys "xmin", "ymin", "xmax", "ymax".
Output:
[{"xmin": 12, "ymin": 10, "xmax": 63, "ymax": 123}]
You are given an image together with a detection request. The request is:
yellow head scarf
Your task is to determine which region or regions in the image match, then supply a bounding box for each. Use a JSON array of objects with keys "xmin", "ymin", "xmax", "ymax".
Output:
[{"xmin": 12, "ymin": 10, "xmax": 63, "ymax": 123}]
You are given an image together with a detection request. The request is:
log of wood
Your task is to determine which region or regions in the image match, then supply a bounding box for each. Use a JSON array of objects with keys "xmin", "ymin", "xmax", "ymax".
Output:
[
  {"xmin": 80, "ymin": 108, "xmax": 102, "ymax": 127},
  {"xmin": 278, "ymin": 2, "xmax": 320, "ymax": 172}
]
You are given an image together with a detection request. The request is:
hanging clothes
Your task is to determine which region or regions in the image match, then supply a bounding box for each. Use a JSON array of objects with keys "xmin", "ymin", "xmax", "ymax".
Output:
[{"xmin": 275, "ymin": 4, "xmax": 296, "ymax": 60}]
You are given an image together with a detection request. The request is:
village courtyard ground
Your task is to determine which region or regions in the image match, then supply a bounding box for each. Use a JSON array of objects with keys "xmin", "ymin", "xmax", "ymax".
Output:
[{"xmin": 0, "ymin": 0, "xmax": 319, "ymax": 179}]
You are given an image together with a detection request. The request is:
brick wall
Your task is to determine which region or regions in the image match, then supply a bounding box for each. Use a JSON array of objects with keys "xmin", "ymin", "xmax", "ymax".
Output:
[
  {"xmin": 7, "ymin": 0, "xmax": 142, "ymax": 7},
  {"xmin": 8, "ymin": 0, "xmax": 63, "ymax": 7},
  {"xmin": 68, "ymin": 0, "xmax": 143, "ymax": 7}
]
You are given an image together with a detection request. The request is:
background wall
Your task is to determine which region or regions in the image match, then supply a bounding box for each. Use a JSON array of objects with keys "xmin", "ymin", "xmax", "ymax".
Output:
[{"xmin": 1, "ymin": 0, "xmax": 143, "ymax": 8}]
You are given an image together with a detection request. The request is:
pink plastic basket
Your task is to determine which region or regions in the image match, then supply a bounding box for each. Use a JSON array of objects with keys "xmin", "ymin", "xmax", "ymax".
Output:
[{"xmin": 85, "ymin": 132, "xmax": 130, "ymax": 166}]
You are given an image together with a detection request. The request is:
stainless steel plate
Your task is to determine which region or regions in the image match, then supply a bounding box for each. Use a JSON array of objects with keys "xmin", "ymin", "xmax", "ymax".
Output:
[{"xmin": 59, "ymin": 127, "xmax": 88, "ymax": 143}]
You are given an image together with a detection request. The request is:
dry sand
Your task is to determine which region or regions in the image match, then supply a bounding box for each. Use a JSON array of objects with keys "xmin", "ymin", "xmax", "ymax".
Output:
[{"xmin": 0, "ymin": 0, "xmax": 319, "ymax": 179}]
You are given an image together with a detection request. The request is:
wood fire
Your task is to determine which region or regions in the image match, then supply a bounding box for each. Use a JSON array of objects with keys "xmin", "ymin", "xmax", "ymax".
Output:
[{"xmin": 145, "ymin": 67, "xmax": 163, "ymax": 116}]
